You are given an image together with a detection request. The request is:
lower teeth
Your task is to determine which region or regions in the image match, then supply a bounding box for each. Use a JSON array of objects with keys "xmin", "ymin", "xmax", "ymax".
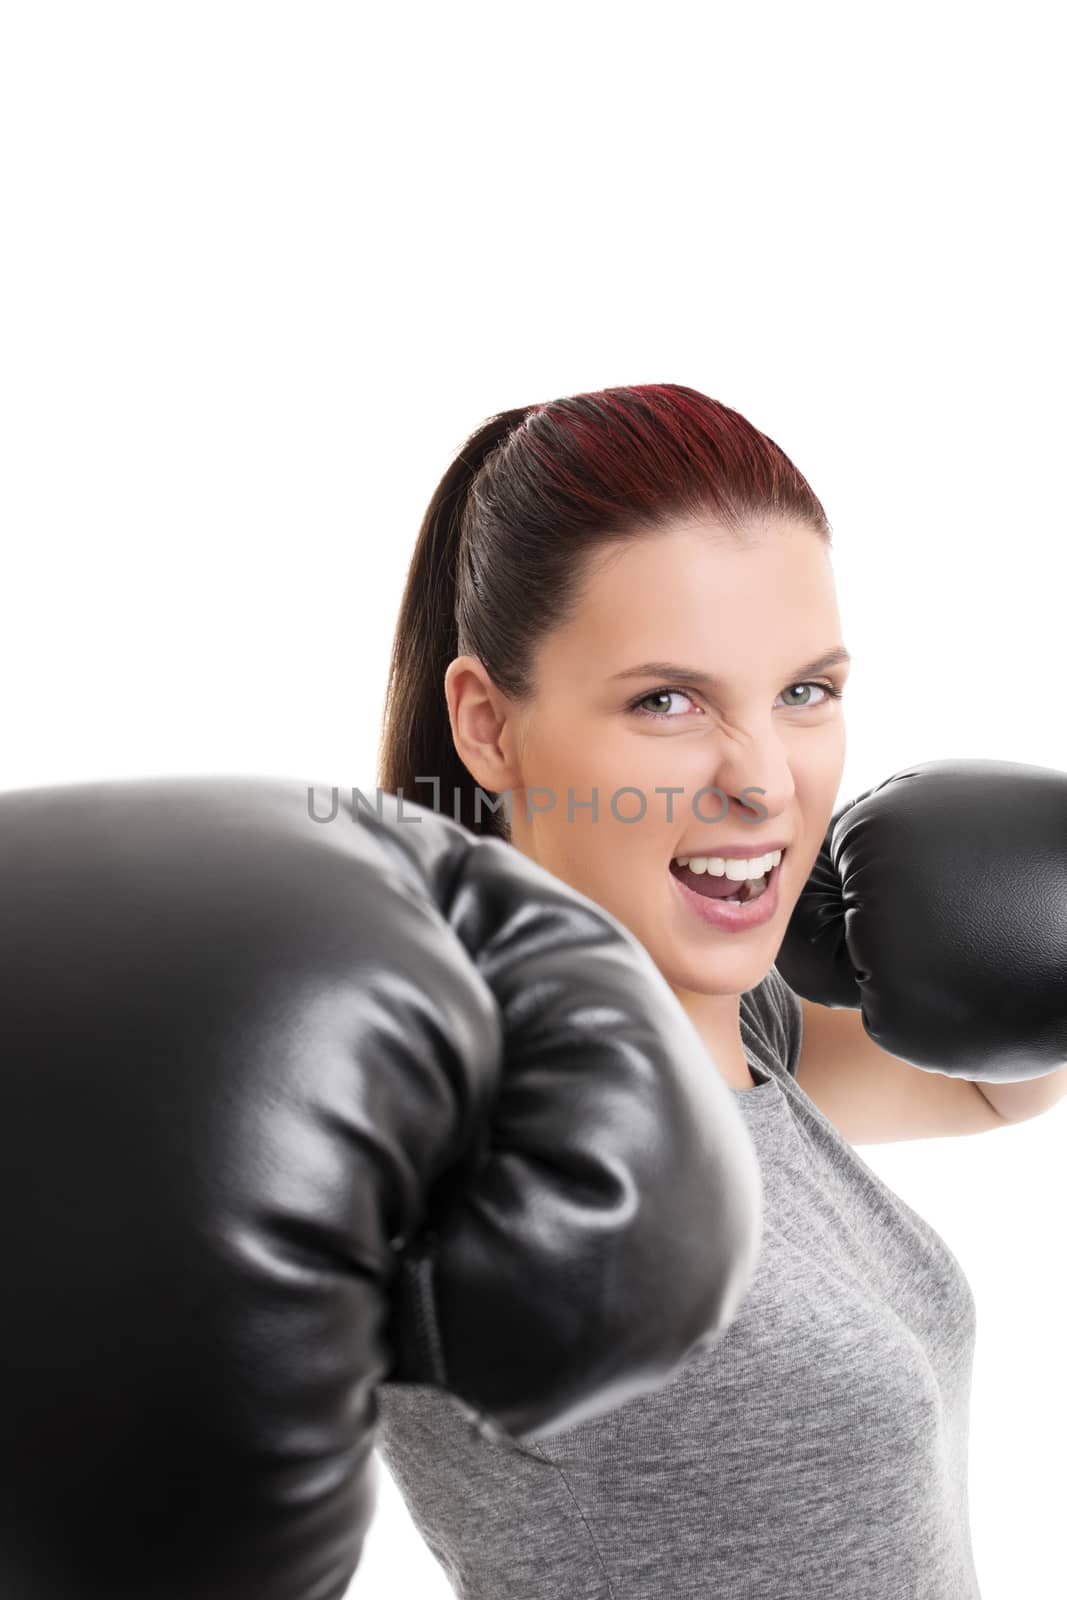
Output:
[
  {"xmin": 728, "ymin": 874, "xmax": 768, "ymax": 904},
  {"xmin": 674, "ymin": 864, "xmax": 771, "ymax": 904}
]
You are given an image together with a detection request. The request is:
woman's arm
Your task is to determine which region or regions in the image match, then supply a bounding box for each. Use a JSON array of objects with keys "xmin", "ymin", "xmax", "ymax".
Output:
[
  {"xmin": 968, "ymin": 1061, "xmax": 1067, "ymax": 1122},
  {"xmin": 795, "ymin": 998, "xmax": 1012, "ymax": 1145}
]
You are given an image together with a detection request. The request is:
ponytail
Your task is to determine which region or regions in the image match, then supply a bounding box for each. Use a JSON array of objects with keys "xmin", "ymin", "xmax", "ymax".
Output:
[{"xmin": 377, "ymin": 405, "xmax": 534, "ymax": 838}]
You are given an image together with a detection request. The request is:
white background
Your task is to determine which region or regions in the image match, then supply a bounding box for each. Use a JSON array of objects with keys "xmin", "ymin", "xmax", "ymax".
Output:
[{"xmin": 1, "ymin": 4, "xmax": 1064, "ymax": 1596}]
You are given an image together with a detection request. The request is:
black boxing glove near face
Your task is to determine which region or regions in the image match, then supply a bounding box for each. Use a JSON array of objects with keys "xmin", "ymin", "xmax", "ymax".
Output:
[{"xmin": 777, "ymin": 757, "xmax": 1067, "ymax": 1080}]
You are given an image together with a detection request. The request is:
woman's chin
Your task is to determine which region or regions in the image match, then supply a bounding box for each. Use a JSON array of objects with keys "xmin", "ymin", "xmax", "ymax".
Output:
[{"xmin": 655, "ymin": 928, "xmax": 779, "ymax": 996}]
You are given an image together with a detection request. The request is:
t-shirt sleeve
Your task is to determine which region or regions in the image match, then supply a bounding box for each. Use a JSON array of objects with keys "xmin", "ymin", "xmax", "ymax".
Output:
[{"xmin": 741, "ymin": 962, "xmax": 804, "ymax": 1078}]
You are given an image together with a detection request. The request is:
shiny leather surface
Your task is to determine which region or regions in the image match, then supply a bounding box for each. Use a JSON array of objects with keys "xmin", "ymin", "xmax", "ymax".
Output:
[{"xmin": 0, "ymin": 775, "xmax": 761, "ymax": 1598}]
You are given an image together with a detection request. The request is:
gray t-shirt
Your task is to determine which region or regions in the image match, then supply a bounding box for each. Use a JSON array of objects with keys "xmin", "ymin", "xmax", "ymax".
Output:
[{"xmin": 374, "ymin": 964, "xmax": 980, "ymax": 1598}]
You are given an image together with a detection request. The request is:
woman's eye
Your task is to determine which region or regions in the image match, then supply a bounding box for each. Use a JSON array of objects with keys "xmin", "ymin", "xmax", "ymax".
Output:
[
  {"xmin": 631, "ymin": 689, "xmax": 697, "ymax": 720},
  {"xmin": 777, "ymin": 681, "xmax": 840, "ymax": 709}
]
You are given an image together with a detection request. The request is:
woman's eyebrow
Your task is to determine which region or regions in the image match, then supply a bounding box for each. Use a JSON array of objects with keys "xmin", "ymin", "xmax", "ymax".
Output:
[{"xmin": 609, "ymin": 647, "xmax": 852, "ymax": 689}]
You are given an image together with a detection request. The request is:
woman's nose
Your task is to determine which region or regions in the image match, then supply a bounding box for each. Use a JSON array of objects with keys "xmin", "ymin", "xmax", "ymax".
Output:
[{"xmin": 698, "ymin": 734, "xmax": 795, "ymax": 827}]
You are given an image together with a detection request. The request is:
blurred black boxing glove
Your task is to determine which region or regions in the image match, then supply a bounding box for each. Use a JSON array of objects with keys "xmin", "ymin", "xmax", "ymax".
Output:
[
  {"xmin": 0, "ymin": 776, "xmax": 761, "ymax": 1600},
  {"xmin": 777, "ymin": 757, "xmax": 1067, "ymax": 1081}
]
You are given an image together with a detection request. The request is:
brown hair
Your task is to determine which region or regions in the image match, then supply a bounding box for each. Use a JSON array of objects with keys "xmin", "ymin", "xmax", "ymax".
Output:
[{"xmin": 377, "ymin": 383, "xmax": 832, "ymax": 839}]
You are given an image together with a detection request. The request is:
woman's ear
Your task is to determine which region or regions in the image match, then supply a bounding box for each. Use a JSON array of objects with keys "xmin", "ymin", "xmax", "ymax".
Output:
[{"xmin": 444, "ymin": 655, "xmax": 523, "ymax": 797}]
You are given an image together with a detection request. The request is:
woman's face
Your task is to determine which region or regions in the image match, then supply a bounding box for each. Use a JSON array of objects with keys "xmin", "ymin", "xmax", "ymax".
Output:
[{"xmin": 453, "ymin": 516, "xmax": 849, "ymax": 1000}]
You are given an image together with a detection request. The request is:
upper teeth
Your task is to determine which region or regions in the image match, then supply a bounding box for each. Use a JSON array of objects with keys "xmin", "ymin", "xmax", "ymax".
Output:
[{"xmin": 673, "ymin": 848, "xmax": 782, "ymax": 879}]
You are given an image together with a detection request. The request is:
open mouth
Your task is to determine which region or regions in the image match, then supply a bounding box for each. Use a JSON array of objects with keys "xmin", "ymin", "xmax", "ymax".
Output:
[{"xmin": 668, "ymin": 847, "xmax": 785, "ymax": 906}]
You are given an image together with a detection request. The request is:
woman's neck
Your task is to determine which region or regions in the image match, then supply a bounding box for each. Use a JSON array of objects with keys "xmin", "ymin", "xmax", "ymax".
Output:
[{"xmin": 669, "ymin": 988, "xmax": 758, "ymax": 1090}]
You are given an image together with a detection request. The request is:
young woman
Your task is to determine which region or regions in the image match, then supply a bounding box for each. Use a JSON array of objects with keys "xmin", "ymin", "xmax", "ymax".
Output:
[{"xmin": 372, "ymin": 383, "xmax": 994, "ymax": 1598}]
